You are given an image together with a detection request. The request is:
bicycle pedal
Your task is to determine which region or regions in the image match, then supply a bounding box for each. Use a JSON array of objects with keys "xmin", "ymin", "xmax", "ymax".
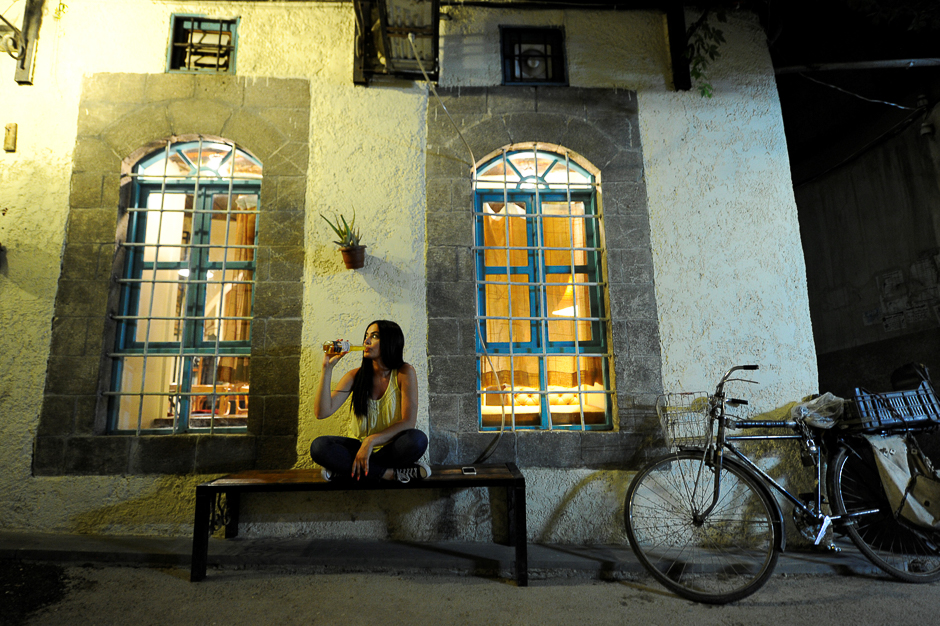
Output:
[{"xmin": 813, "ymin": 542, "xmax": 841, "ymax": 553}]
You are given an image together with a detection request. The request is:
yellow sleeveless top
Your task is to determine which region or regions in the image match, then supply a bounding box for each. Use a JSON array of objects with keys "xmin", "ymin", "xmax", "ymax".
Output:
[{"xmin": 352, "ymin": 368, "xmax": 400, "ymax": 442}]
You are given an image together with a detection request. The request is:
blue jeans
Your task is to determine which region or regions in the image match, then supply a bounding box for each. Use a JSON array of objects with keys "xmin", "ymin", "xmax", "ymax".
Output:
[{"xmin": 310, "ymin": 428, "xmax": 428, "ymax": 481}]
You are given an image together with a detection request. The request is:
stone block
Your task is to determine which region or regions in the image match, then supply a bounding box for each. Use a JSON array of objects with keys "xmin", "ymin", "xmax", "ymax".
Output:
[
  {"xmin": 602, "ymin": 148, "xmax": 645, "ymax": 183},
  {"xmin": 104, "ymin": 104, "xmax": 173, "ymax": 159},
  {"xmin": 195, "ymin": 74, "xmax": 245, "ymax": 106},
  {"xmin": 457, "ymin": 393, "xmax": 482, "ymax": 433},
  {"xmin": 581, "ymin": 431, "xmax": 646, "ymax": 468},
  {"xmin": 73, "ymin": 395, "xmax": 102, "ymax": 436},
  {"xmin": 244, "ymin": 78, "xmax": 310, "ymax": 110},
  {"xmin": 428, "ymin": 393, "xmax": 460, "ymax": 432},
  {"xmin": 130, "ymin": 436, "xmax": 196, "ymax": 474},
  {"xmin": 38, "ymin": 396, "xmax": 75, "ymax": 436},
  {"xmin": 626, "ymin": 318, "xmax": 661, "ymax": 358},
  {"xmin": 49, "ymin": 315, "xmax": 89, "ymax": 357},
  {"xmin": 426, "ymin": 280, "xmax": 475, "ymax": 319},
  {"xmin": 259, "ymin": 395, "xmax": 300, "ymax": 436},
  {"xmin": 251, "ymin": 356, "xmax": 300, "ymax": 396},
  {"xmin": 428, "ymin": 428, "xmax": 457, "ymax": 465},
  {"xmin": 563, "ymin": 120, "xmax": 620, "ymax": 171},
  {"xmin": 32, "ymin": 437, "xmax": 66, "ymax": 475},
  {"xmin": 263, "ymin": 141, "xmax": 309, "ymax": 177},
  {"xmin": 434, "ymin": 87, "xmax": 488, "ymax": 114},
  {"xmin": 605, "ymin": 211, "xmax": 651, "ymax": 250},
  {"xmin": 606, "ymin": 247, "xmax": 654, "ymax": 286},
  {"xmin": 44, "ymin": 356, "xmax": 101, "ymax": 396},
  {"xmin": 535, "ymin": 87, "xmax": 588, "ymax": 116},
  {"xmin": 83, "ymin": 73, "xmax": 146, "ymax": 104},
  {"xmin": 609, "ymin": 283, "xmax": 656, "ymax": 320},
  {"xmin": 145, "ymin": 73, "xmax": 196, "ymax": 102},
  {"xmin": 195, "ymin": 434, "xmax": 258, "ymax": 474},
  {"xmin": 222, "ymin": 110, "xmax": 285, "ymax": 162},
  {"xmin": 428, "ymin": 317, "xmax": 460, "ymax": 357},
  {"xmin": 72, "ymin": 137, "xmax": 120, "ymax": 173},
  {"xmin": 69, "ymin": 173, "xmax": 103, "ymax": 209},
  {"xmin": 614, "ymin": 354, "xmax": 663, "ymax": 396},
  {"xmin": 456, "ymin": 432, "xmax": 515, "ymax": 466},
  {"xmin": 516, "ymin": 430, "xmax": 581, "ymax": 467},
  {"xmin": 425, "ymin": 178, "xmax": 452, "ymax": 212},
  {"xmin": 256, "ymin": 435, "xmax": 298, "ymax": 469},
  {"xmin": 600, "ymin": 180, "xmax": 647, "ymax": 216},
  {"xmin": 258, "ymin": 108, "xmax": 310, "ymax": 143},
  {"xmin": 53, "ymin": 279, "xmax": 110, "ymax": 318},
  {"xmin": 259, "ymin": 210, "xmax": 304, "ymax": 248},
  {"xmin": 500, "ymin": 112, "xmax": 570, "ymax": 147},
  {"xmin": 76, "ymin": 103, "xmax": 123, "ymax": 136},
  {"xmin": 263, "ymin": 319, "xmax": 302, "ymax": 357},
  {"xmin": 252, "ymin": 281, "xmax": 303, "ymax": 319},
  {"xmin": 66, "ymin": 208, "xmax": 115, "ymax": 244},
  {"xmin": 428, "ymin": 355, "xmax": 478, "ymax": 395},
  {"xmin": 426, "ymin": 149, "xmax": 471, "ymax": 180},
  {"xmin": 273, "ymin": 176, "xmax": 307, "ymax": 212},
  {"xmin": 487, "ymin": 86, "xmax": 538, "ymax": 114},
  {"xmin": 264, "ymin": 246, "xmax": 305, "ymax": 283},
  {"xmin": 426, "ymin": 207, "xmax": 472, "ymax": 249},
  {"xmin": 167, "ymin": 99, "xmax": 232, "ymax": 137},
  {"xmin": 66, "ymin": 436, "xmax": 131, "ymax": 475},
  {"xmin": 426, "ymin": 246, "xmax": 459, "ymax": 284}
]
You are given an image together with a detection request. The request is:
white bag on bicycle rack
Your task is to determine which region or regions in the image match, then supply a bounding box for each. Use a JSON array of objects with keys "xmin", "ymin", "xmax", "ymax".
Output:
[{"xmin": 864, "ymin": 433, "xmax": 940, "ymax": 529}]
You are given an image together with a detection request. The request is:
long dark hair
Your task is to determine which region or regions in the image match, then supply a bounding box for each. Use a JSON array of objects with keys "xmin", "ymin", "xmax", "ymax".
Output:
[{"xmin": 351, "ymin": 320, "xmax": 406, "ymax": 417}]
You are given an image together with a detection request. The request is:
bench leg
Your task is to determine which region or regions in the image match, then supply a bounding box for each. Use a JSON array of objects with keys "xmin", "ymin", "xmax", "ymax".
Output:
[
  {"xmin": 508, "ymin": 482, "xmax": 528, "ymax": 586},
  {"xmin": 190, "ymin": 489, "xmax": 211, "ymax": 582},
  {"xmin": 225, "ymin": 491, "xmax": 241, "ymax": 539}
]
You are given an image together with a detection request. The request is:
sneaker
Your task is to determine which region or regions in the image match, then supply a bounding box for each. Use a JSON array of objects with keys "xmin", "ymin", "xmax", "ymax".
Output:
[
  {"xmin": 321, "ymin": 467, "xmax": 333, "ymax": 482},
  {"xmin": 396, "ymin": 460, "xmax": 432, "ymax": 484}
]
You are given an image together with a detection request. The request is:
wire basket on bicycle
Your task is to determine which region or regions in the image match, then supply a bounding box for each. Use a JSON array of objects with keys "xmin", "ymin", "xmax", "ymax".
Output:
[{"xmin": 655, "ymin": 392, "xmax": 712, "ymax": 449}]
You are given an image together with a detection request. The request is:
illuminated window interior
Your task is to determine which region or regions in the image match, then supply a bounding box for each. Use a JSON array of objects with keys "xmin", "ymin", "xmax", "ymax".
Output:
[
  {"xmin": 109, "ymin": 140, "xmax": 260, "ymax": 433},
  {"xmin": 475, "ymin": 146, "xmax": 611, "ymax": 430}
]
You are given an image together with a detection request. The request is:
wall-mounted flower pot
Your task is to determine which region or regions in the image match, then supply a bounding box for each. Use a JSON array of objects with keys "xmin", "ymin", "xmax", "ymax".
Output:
[{"xmin": 340, "ymin": 245, "xmax": 366, "ymax": 269}]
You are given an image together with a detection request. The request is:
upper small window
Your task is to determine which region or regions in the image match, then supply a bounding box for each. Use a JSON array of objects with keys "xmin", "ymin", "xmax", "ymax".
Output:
[
  {"xmin": 500, "ymin": 27, "xmax": 567, "ymax": 86},
  {"xmin": 168, "ymin": 15, "xmax": 238, "ymax": 74}
]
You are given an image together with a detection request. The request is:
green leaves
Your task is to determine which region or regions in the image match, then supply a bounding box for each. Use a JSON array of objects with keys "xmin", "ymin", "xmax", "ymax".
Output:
[
  {"xmin": 686, "ymin": 8, "xmax": 727, "ymax": 98},
  {"xmin": 320, "ymin": 210, "xmax": 362, "ymax": 248}
]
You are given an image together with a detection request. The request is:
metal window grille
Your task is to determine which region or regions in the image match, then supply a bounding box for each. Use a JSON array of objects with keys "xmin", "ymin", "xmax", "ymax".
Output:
[
  {"xmin": 107, "ymin": 139, "xmax": 261, "ymax": 434},
  {"xmin": 500, "ymin": 27, "xmax": 567, "ymax": 85},
  {"xmin": 168, "ymin": 16, "xmax": 237, "ymax": 73},
  {"xmin": 474, "ymin": 145, "xmax": 612, "ymax": 431}
]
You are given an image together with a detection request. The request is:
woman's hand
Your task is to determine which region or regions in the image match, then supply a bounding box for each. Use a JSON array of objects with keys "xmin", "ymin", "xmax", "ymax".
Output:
[
  {"xmin": 322, "ymin": 349, "xmax": 348, "ymax": 370},
  {"xmin": 352, "ymin": 436, "xmax": 375, "ymax": 480}
]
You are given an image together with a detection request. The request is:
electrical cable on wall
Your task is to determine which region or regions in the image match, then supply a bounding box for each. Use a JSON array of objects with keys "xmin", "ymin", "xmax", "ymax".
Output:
[{"xmin": 407, "ymin": 33, "xmax": 507, "ymax": 463}]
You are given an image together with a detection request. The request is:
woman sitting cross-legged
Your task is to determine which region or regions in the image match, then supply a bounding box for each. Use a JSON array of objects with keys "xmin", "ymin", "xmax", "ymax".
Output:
[{"xmin": 311, "ymin": 320, "xmax": 431, "ymax": 483}]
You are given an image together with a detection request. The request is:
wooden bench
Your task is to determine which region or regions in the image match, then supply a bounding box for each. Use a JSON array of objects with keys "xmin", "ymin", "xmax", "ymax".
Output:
[{"xmin": 190, "ymin": 463, "xmax": 527, "ymax": 585}]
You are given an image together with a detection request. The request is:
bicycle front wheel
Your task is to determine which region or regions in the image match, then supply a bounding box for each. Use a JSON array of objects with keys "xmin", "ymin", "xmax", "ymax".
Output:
[
  {"xmin": 829, "ymin": 443, "xmax": 940, "ymax": 582},
  {"xmin": 625, "ymin": 450, "xmax": 779, "ymax": 604}
]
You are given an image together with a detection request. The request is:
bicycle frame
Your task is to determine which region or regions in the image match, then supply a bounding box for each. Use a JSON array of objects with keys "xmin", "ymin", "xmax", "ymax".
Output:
[{"xmin": 694, "ymin": 365, "xmax": 879, "ymax": 547}]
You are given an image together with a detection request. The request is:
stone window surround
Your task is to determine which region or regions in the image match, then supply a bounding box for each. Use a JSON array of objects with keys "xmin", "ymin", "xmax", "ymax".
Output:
[
  {"xmin": 33, "ymin": 73, "xmax": 310, "ymax": 476},
  {"xmin": 425, "ymin": 86, "xmax": 663, "ymax": 470}
]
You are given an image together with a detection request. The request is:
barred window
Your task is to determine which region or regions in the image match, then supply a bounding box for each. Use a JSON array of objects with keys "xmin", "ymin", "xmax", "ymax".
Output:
[
  {"xmin": 108, "ymin": 140, "xmax": 261, "ymax": 433},
  {"xmin": 167, "ymin": 15, "xmax": 238, "ymax": 73},
  {"xmin": 474, "ymin": 145, "xmax": 612, "ymax": 430}
]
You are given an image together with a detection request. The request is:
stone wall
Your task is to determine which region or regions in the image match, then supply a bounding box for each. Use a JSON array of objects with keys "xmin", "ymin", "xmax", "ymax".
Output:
[
  {"xmin": 425, "ymin": 86, "xmax": 663, "ymax": 470},
  {"xmin": 34, "ymin": 73, "xmax": 310, "ymax": 475}
]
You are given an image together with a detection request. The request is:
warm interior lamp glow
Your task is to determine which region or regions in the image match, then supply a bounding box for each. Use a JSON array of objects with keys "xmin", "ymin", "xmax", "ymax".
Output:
[{"xmin": 551, "ymin": 284, "xmax": 576, "ymax": 316}]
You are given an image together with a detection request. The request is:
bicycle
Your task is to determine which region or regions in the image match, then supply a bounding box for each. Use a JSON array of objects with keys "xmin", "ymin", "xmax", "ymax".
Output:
[{"xmin": 624, "ymin": 364, "xmax": 940, "ymax": 604}]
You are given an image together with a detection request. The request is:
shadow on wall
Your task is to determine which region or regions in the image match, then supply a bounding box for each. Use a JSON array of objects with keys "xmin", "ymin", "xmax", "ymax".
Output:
[{"xmin": 67, "ymin": 475, "xmax": 206, "ymax": 535}]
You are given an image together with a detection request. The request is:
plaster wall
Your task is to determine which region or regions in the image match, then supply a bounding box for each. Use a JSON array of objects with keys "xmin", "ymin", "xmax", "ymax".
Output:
[{"xmin": 0, "ymin": 3, "xmax": 816, "ymax": 544}]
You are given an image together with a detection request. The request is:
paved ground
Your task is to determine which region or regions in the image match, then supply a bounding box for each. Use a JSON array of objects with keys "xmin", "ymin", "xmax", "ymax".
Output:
[{"xmin": 3, "ymin": 531, "xmax": 935, "ymax": 625}]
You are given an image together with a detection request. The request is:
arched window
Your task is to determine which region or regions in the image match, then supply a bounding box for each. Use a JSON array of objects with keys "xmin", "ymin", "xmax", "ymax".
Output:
[
  {"xmin": 474, "ymin": 144, "xmax": 612, "ymax": 430},
  {"xmin": 108, "ymin": 139, "xmax": 261, "ymax": 433}
]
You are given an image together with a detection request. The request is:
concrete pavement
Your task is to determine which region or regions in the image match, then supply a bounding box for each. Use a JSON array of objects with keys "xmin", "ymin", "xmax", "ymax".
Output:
[{"xmin": 0, "ymin": 531, "xmax": 883, "ymax": 582}]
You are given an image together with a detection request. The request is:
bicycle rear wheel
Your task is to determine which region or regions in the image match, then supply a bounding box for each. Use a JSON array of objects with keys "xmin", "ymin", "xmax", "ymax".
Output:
[
  {"xmin": 829, "ymin": 442, "xmax": 940, "ymax": 582},
  {"xmin": 625, "ymin": 450, "xmax": 779, "ymax": 604}
]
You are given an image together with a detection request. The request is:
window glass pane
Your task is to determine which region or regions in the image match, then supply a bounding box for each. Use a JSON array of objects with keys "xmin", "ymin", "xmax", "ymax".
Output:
[
  {"xmin": 543, "ymin": 202, "xmax": 588, "ymax": 266},
  {"xmin": 134, "ymin": 269, "xmax": 189, "ymax": 343},
  {"xmin": 114, "ymin": 356, "xmax": 183, "ymax": 431},
  {"xmin": 141, "ymin": 193, "xmax": 191, "ymax": 263},
  {"xmin": 482, "ymin": 202, "xmax": 528, "ymax": 267},
  {"xmin": 203, "ymin": 269, "xmax": 253, "ymax": 343},
  {"xmin": 480, "ymin": 355, "xmax": 543, "ymax": 427},
  {"xmin": 189, "ymin": 356, "xmax": 250, "ymax": 427},
  {"xmin": 547, "ymin": 273, "xmax": 593, "ymax": 342},
  {"xmin": 549, "ymin": 356, "xmax": 607, "ymax": 427},
  {"xmin": 484, "ymin": 274, "xmax": 530, "ymax": 343},
  {"xmin": 207, "ymin": 194, "xmax": 257, "ymax": 264}
]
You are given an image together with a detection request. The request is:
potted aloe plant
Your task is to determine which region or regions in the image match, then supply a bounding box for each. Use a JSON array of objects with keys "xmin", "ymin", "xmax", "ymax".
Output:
[{"xmin": 321, "ymin": 211, "xmax": 366, "ymax": 270}]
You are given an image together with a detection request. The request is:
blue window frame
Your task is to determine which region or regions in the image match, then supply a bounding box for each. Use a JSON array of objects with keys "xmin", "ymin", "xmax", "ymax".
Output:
[
  {"xmin": 108, "ymin": 140, "xmax": 261, "ymax": 433},
  {"xmin": 474, "ymin": 145, "xmax": 612, "ymax": 430}
]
